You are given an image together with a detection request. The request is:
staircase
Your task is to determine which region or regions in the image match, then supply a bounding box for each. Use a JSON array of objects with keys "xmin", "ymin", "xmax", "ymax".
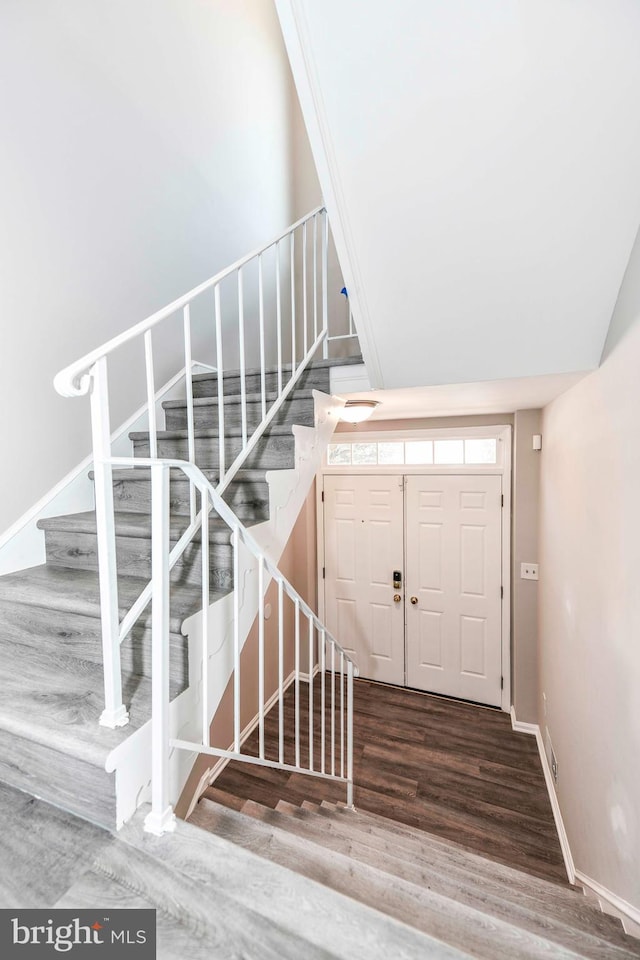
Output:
[
  {"xmin": 182, "ymin": 792, "xmax": 640, "ymax": 960},
  {"xmin": 0, "ymin": 357, "xmax": 344, "ymax": 828},
  {"xmin": 46, "ymin": 784, "xmax": 640, "ymax": 959}
]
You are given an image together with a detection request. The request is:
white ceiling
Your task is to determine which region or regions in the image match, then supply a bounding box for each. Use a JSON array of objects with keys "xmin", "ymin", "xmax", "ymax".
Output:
[
  {"xmin": 279, "ymin": 0, "xmax": 640, "ymax": 390},
  {"xmin": 337, "ymin": 369, "xmax": 587, "ymax": 421}
]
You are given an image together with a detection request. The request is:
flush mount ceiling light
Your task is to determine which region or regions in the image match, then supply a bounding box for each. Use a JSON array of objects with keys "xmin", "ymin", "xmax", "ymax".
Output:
[{"xmin": 339, "ymin": 399, "xmax": 380, "ymax": 423}]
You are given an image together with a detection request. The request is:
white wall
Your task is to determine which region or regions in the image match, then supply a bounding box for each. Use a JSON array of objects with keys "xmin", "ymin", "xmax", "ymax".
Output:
[
  {"xmin": 278, "ymin": 0, "xmax": 640, "ymax": 389},
  {"xmin": 0, "ymin": 0, "xmax": 299, "ymax": 536},
  {"xmin": 539, "ymin": 226, "xmax": 640, "ymax": 910}
]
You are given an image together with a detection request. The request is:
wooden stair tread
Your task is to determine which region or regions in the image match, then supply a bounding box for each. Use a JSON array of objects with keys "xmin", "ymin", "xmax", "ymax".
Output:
[
  {"xmin": 189, "ymin": 353, "xmax": 363, "ymax": 384},
  {"xmin": 37, "ymin": 510, "xmax": 247, "ymax": 544},
  {"xmin": 0, "ymin": 564, "xmax": 206, "ymax": 630},
  {"xmin": 129, "ymin": 422, "xmax": 298, "ymax": 441},
  {"xmin": 118, "ymin": 805, "xmax": 471, "ymax": 960},
  {"xmin": 0, "ymin": 640, "xmax": 156, "ymax": 767},
  {"xmin": 193, "ymin": 799, "xmax": 638, "ymax": 960},
  {"xmin": 202, "ymin": 785, "xmax": 246, "ymax": 811},
  {"xmin": 326, "ymin": 798, "xmax": 573, "ymax": 884},
  {"xmin": 161, "ymin": 388, "xmax": 316, "ymax": 410},
  {"xmin": 316, "ymin": 799, "xmax": 565, "ymax": 883},
  {"xmin": 94, "ymin": 466, "xmax": 269, "ymax": 484},
  {"xmin": 57, "ymin": 862, "xmax": 327, "ymax": 960},
  {"xmin": 278, "ymin": 801, "xmax": 635, "ymax": 950},
  {"xmin": 0, "ymin": 784, "xmax": 111, "ymax": 908},
  {"xmin": 63, "ymin": 839, "xmax": 337, "ymax": 960}
]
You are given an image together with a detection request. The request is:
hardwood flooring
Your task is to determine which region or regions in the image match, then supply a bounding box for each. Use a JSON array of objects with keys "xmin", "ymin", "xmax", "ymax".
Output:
[
  {"xmin": 212, "ymin": 678, "xmax": 568, "ymax": 886},
  {"xmin": 0, "ymin": 781, "xmax": 111, "ymax": 908}
]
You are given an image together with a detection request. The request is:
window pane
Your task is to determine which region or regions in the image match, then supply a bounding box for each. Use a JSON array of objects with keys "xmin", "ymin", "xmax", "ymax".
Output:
[
  {"xmin": 377, "ymin": 442, "xmax": 404, "ymax": 465},
  {"xmin": 405, "ymin": 441, "xmax": 433, "ymax": 464},
  {"xmin": 327, "ymin": 443, "xmax": 352, "ymax": 465},
  {"xmin": 434, "ymin": 439, "xmax": 464, "ymax": 464},
  {"xmin": 352, "ymin": 442, "xmax": 378, "ymax": 465},
  {"xmin": 465, "ymin": 438, "xmax": 497, "ymax": 464}
]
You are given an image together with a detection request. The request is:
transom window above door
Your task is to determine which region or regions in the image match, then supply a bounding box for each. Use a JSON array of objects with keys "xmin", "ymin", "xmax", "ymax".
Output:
[{"xmin": 327, "ymin": 437, "xmax": 498, "ymax": 467}]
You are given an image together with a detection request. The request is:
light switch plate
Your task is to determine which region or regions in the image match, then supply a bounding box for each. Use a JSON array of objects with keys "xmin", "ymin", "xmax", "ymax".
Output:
[{"xmin": 521, "ymin": 562, "xmax": 539, "ymax": 580}]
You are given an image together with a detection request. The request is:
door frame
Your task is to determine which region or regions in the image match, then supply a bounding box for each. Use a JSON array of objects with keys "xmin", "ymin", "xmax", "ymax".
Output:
[{"xmin": 317, "ymin": 424, "xmax": 512, "ymax": 713}]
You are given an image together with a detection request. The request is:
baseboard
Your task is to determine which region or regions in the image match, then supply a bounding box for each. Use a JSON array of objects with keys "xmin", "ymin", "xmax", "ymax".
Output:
[
  {"xmin": 509, "ymin": 706, "xmax": 538, "ymax": 735},
  {"xmin": 510, "ymin": 707, "xmax": 575, "ymax": 883},
  {"xmin": 574, "ymin": 871, "xmax": 640, "ymax": 938},
  {"xmin": 510, "ymin": 707, "xmax": 640, "ymax": 935}
]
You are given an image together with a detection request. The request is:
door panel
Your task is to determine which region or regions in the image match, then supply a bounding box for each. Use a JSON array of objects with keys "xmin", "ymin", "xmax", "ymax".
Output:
[
  {"xmin": 406, "ymin": 475, "xmax": 502, "ymax": 706},
  {"xmin": 324, "ymin": 475, "xmax": 405, "ymax": 684}
]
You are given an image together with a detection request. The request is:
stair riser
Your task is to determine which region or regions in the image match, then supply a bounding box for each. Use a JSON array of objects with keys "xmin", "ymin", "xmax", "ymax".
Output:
[
  {"xmin": 164, "ymin": 396, "xmax": 315, "ymax": 432},
  {"xmin": 0, "ymin": 601, "xmax": 188, "ymax": 691},
  {"xmin": 132, "ymin": 433, "xmax": 296, "ymax": 471},
  {"xmin": 192, "ymin": 367, "xmax": 330, "ymax": 399},
  {"xmin": 0, "ymin": 726, "xmax": 116, "ymax": 828},
  {"xmin": 113, "ymin": 476, "xmax": 270, "ymax": 521},
  {"xmin": 43, "ymin": 530, "xmax": 233, "ymax": 591}
]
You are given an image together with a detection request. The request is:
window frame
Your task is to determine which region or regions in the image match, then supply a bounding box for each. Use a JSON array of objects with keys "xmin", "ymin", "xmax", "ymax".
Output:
[{"xmin": 323, "ymin": 424, "xmax": 507, "ymax": 474}]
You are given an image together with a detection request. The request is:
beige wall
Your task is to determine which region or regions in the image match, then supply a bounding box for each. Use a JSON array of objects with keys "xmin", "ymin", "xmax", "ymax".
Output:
[
  {"xmin": 290, "ymin": 88, "xmax": 350, "ymax": 356},
  {"xmin": 511, "ymin": 410, "xmax": 542, "ymax": 723},
  {"xmin": 538, "ymin": 233, "xmax": 640, "ymax": 908},
  {"xmin": 336, "ymin": 411, "xmax": 541, "ymax": 720}
]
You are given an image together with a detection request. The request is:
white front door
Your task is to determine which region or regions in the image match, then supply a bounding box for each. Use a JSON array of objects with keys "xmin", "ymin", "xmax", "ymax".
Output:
[
  {"xmin": 323, "ymin": 475, "xmax": 405, "ymax": 684},
  {"xmin": 323, "ymin": 472, "xmax": 504, "ymax": 707},
  {"xmin": 405, "ymin": 475, "xmax": 503, "ymax": 706}
]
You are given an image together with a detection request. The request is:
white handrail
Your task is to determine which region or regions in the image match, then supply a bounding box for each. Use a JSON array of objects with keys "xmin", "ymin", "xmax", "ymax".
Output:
[
  {"xmin": 55, "ymin": 207, "xmax": 333, "ymax": 728},
  {"xmin": 54, "ymin": 205, "xmax": 324, "ymax": 398},
  {"xmin": 135, "ymin": 456, "xmax": 357, "ymax": 835},
  {"xmin": 53, "ymin": 205, "xmax": 360, "ymax": 830},
  {"xmin": 108, "ymin": 456, "xmax": 357, "ymax": 665}
]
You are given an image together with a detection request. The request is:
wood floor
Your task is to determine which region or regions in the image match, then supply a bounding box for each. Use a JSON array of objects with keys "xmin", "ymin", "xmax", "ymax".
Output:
[{"xmin": 212, "ymin": 678, "xmax": 568, "ymax": 886}]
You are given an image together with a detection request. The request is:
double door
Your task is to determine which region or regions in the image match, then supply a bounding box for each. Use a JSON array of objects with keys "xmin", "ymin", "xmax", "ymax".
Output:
[{"xmin": 323, "ymin": 474, "xmax": 503, "ymax": 707}]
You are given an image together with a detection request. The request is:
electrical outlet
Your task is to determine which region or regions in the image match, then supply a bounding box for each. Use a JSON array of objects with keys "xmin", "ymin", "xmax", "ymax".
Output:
[{"xmin": 521, "ymin": 562, "xmax": 539, "ymax": 580}]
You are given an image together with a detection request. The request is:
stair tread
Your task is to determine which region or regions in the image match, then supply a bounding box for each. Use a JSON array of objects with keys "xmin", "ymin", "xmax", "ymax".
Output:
[
  {"xmin": 324, "ymin": 801, "xmax": 580, "ymax": 896},
  {"xmin": 190, "ymin": 354, "xmax": 363, "ymax": 384},
  {"xmin": 0, "ymin": 639, "xmax": 155, "ymax": 768},
  {"xmin": 202, "ymin": 785, "xmax": 246, "ymax": 811},
  {"xmin": 95, "ymin": 466, "xmax": 269, "ymax": 484},
  {"xmin": 0, "ymin": 564, "xmax": 209, "ymax": 629},
  {"xmin": 193, "ymin": 799, "xmax": 638, "ymax": 960},
  {"xmin": 323, "ymin": 802, "xmax": 638, "ymax": 945},
  {"xmin": 0, "ymin": 784, "xmax": 112, "ymax": 907},
  {"xmin": 162, "ymin": 388, "xmax": 316, "ymax": 409},
  {"xmin": 37, "ymin": 510, "xmax": 247, "ymax": 543},
  {"xmin": 120, "ymin": 805, "xmax": 471, "ymax": 960},
  {"xmin": 57, "ymin": 853, "xmax": 333, "ymax": 960},
  {"xmin": 277, "ymin": 801, "xmax": 635, "ymax": 951},
  {"xmin": 129, "ymin": 423, "xmax": 297, "ymax": 441}
]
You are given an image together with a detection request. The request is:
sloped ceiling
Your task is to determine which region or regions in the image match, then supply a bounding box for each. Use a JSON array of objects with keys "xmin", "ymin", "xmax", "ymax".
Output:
[{"xmin": 277, "ymin": 0, "xmax": 640, "ymax": 389}]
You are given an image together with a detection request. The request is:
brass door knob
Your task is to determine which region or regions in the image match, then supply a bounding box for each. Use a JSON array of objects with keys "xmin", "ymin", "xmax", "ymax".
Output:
[
  {"xmin": 393, "ymin": 594, "xmax": 402, "ymax": 603},
  {"xmin": 410, "ymin": 596, "xmax": 418, "ymax": 605}
]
